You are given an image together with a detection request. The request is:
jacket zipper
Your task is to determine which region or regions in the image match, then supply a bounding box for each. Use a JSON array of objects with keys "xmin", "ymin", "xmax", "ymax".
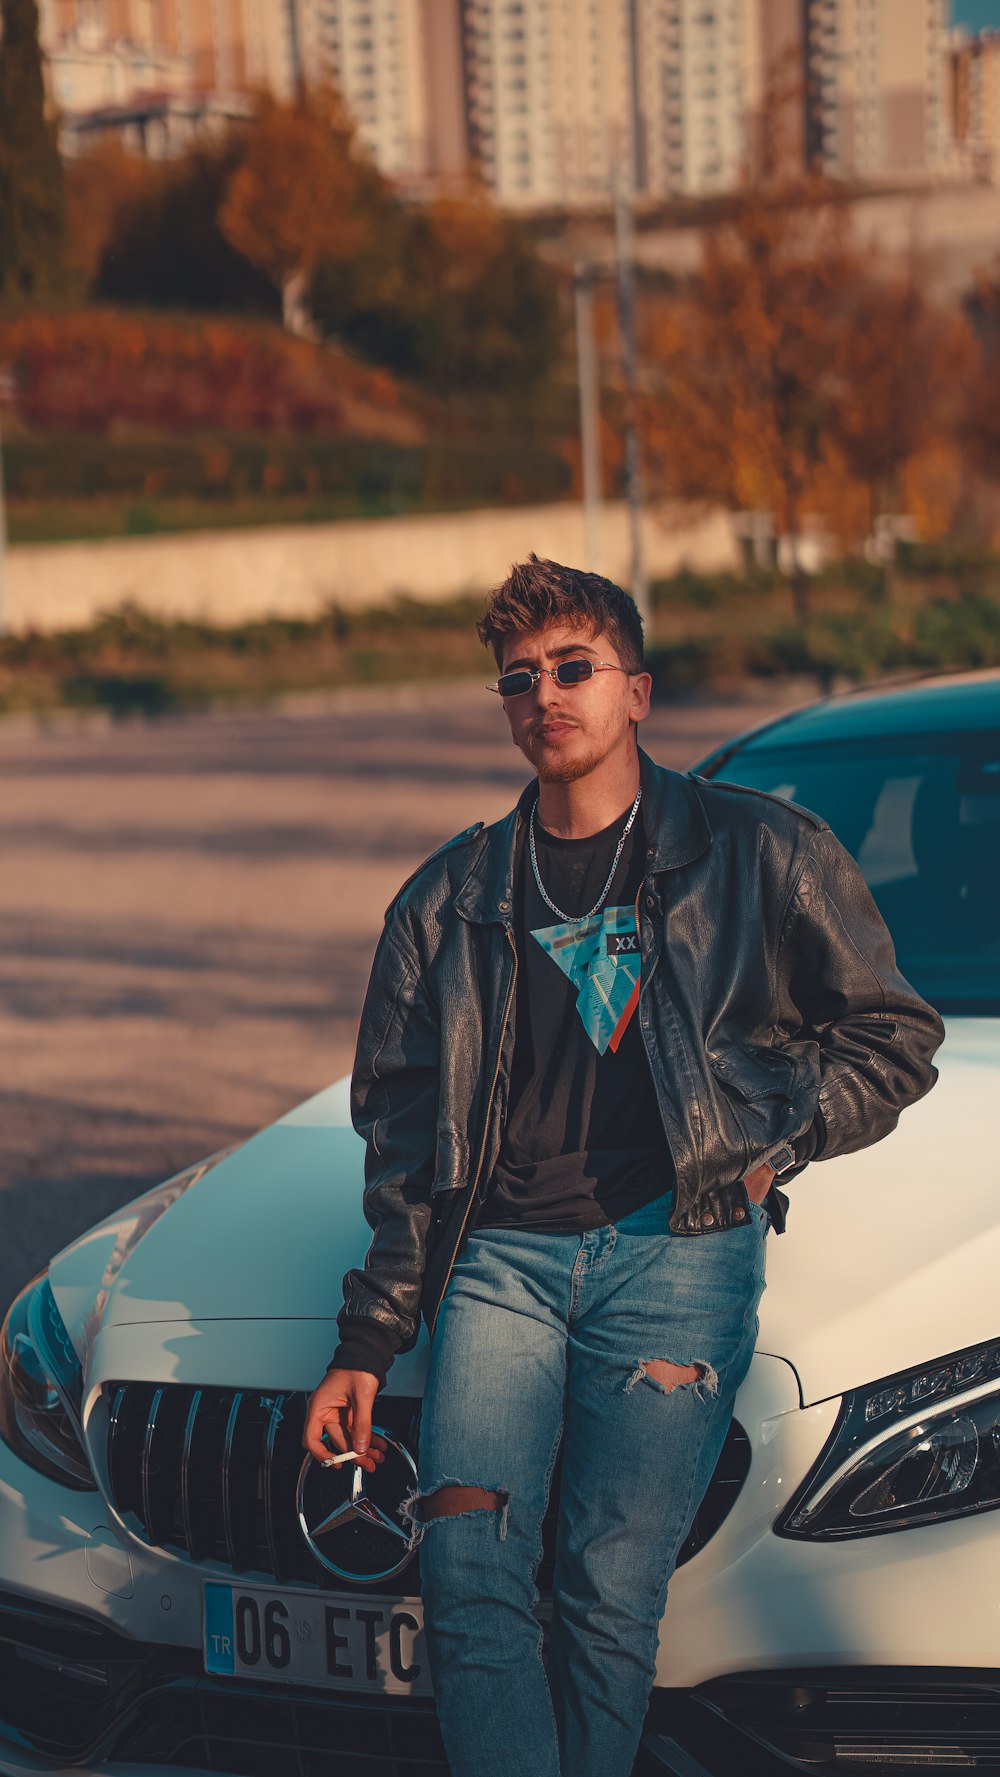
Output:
[{"xmin": 430, "ymin": 925, "xmax": 518, "ymax": 1337}]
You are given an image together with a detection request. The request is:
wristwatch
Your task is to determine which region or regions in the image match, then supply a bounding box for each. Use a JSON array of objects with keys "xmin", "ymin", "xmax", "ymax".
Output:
[{"xmin": 764, "ymin": 1142, "xmax": 797, "ymax": 1176}]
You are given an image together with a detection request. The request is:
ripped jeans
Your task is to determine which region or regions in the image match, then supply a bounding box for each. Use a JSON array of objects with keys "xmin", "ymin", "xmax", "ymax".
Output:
[{"xmin": 409, "ymin": 1187, "xmax": 767, "ymax": 1777}]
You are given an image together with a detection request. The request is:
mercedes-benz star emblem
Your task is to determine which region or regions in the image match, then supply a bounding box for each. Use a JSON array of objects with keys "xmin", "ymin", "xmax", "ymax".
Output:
[{"xmin": 296, "ymin": 1426, "xmax": 418, "ymax": 1583}]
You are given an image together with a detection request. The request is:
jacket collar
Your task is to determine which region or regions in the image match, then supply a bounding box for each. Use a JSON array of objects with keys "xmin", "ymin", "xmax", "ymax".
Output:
[
  {"xmin": 454, "ymin": 746, "xmax": 712, "ymax": 925},
  {"xmin": 638, "ymin": 748, "xmax": 713, "ymax": 874}
]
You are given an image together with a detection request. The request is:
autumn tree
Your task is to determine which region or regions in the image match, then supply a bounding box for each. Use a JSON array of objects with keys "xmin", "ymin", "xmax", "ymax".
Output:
[
  {"xmin": 308, "ymin": 183, "xmax": 561, "ymax": 397},
  {"xmin": 0, "ymin": 0, "xmax": 65, "ymax": 299},
  {"xmin": 826, "ymin": 266, "xmax": 977, "ymax": 562},
  {"xmin": 96, "ymin": 142, "xmax": 278, "ymax": 316},
  {"xmin": 643, "ymin": 178, "xmax": 863, "ymax": 617},
  {"xmin": 424, "ymin": 190, "xmax": 560, "ymax": 395},
  {"xmin": 960, "ymin": 261, "xmax": 1000, "ymax": 497},
  {"xmin": 217, "ymin": 86, "xmax": 374, "ymax": 329},
  {"xmin": 64, "ymin": 141, "xmax": 159, "ymax": 292}
]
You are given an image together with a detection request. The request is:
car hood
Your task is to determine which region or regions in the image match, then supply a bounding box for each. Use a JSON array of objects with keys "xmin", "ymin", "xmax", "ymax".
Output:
[{"xmin": 50, "ymin": 1019, "xmax": 999, "ymax": 1408}]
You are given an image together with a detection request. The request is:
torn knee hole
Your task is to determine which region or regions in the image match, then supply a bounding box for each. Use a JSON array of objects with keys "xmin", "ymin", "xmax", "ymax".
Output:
[
  {"xmin": 644, "ymin": 1360, "xmax": 701, "ymax": 1391},
  {"xmin": 399, "ymin": 1481, "xmax": 511, "ymax": 1545},
  {"xmin": 418, "ymin": 1485, "xmax": 503, "ymax": 1522},
  {"xmin": 625, "ymin": 1358, "xmax": 719, "ymax": 1399}
]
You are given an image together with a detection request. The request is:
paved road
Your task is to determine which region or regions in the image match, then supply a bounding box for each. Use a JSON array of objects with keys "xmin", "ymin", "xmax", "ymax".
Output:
[{"xmin": 0, "ymin": 683, "xmax": 803, "ymax": 1316}]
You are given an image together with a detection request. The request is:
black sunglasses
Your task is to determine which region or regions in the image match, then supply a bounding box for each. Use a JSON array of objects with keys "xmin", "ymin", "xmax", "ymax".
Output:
[{"xmin": 488, "ymin": 658, "xmax": 628, "ymax": 699}]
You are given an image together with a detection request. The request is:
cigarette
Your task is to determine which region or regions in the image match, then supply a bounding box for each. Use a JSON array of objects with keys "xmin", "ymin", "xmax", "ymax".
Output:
[{"xmin": 322, "ymin": 1449, "xmax": 364, "ymax": 1467}]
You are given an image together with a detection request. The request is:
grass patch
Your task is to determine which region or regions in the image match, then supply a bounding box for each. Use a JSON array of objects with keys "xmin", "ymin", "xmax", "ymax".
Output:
[
  {"xmin": 3, "ymin": 571, "xmax": 1000, "ymax": 718},
  {"xmin": 3, "ymin": 430, "xmax": 573, "ymax": 544},
  {"xmin": 7, "ymin": 490, "xmax": 527, "ymax": 545},
  {"xmin": 0, "ymin": 596, "xmax": 489, "ymax": 716}
]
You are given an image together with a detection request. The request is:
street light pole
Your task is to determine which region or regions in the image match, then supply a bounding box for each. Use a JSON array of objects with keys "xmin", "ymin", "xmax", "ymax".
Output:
[
  {"xmin": 0, "ymin": 366, "xmax": 12, "ymax": 639},
  {"xmin": 574, "ymin": 261, "xmax": 602, "ymax": 573},
  {"xmin": 613, "ymin": 162, "xmax": 648, "ymax": 627},
  {"xmin": 0, "ymin": 412, "xmax": 7, "ymax": 638}
]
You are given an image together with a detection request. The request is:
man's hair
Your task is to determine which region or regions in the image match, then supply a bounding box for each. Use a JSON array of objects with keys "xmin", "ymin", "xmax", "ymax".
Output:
[{"xmin": 477, "ymin": 553, "xmax": 645, "ymax": 672}]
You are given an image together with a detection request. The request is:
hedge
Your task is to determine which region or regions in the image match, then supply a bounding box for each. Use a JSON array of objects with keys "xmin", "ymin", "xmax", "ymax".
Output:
[{"xmin": 2, "ymin": 432, "xmax": 573, "ymax": 510}]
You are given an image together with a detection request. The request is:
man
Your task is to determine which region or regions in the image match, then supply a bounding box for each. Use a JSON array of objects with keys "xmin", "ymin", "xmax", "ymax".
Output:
[{"xmin": 304, "ymin": 556, "xmax": 944, "ymax": 1777}]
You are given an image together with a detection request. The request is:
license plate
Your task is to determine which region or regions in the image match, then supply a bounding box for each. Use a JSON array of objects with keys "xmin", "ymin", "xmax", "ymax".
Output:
[{"xmin": 203, "ymin": 1581, "xmax": 432, "ymax": 1696}]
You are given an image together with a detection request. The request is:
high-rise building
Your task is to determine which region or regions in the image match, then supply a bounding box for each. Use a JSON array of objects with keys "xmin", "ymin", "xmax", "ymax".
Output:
[
  {"xmin": 455, "ymin": 0, "xmax": 955, "ymax": 208},
  {"xmin": 457, "ymin": 0, "xmax": 758, "ymax": 208},
  {"xmin": 633, "ymin": 0, "xmax": 757, "ymax": 199},
  {"xmin": 292, "ymin": 0, "xmax": 430, "ymax": 179},
  {"xmin": 803, "ymin": 0, "xmax": 952, "ymax": 181},
  {"xmin": 37, "ymin": 0, "xmax": 960, "ymax": 201},
  {"xmin": 421, "ymin": 0, "xmax": 468, "ymax": 179},
  {"xmin": 951, "ymin": 28, "xmax": 1000, "ymax": 183},
  {"xmin": 744, "ymin": 0, "xmax": 808, "ymax": 174},
  {"xmin": 457, "ymin": 0, "xmax": 632, "ymax": 208}
]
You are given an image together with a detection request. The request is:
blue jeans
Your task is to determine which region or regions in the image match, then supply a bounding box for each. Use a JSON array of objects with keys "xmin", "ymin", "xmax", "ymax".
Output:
[{"xmin": 407, "ymin": 1189, "xmax": 768, "ymax": 1777}]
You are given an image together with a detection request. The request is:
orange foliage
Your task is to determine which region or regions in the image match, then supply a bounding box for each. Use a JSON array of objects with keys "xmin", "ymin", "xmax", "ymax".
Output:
[
  {"xmin": 423, "ymin": 186, "xmax": 511, "ymax": 292},
  {"xmin": 808, "ymin": 444, "xmax": 872, "ymax": 554},
  {"xmin": 961, "ymin": 258, "xmax": 1000, "ymax": 488},
  {"xmin": 827, "ymin": 269, "xmax": 977, "ymax": 527},
  {"xmin": 0, "ymin": 310, "xmax": 424, "ymax": 439},
  {"xmin": 63, "ymin": 140, "xmax": 158, "ymax": 285},
  {"xmin": 642, "ymin": 179, "xmax": 862, "ymax": 545},
  {"xmin": 638, "ymin": 180, "xmax": 984, "ymax": 560},
  {"xmin": 218, "ymin": 86, "xmax": 373, "ymax": 300},
  {"xmin": 902, "ymin": 439, "xmax": 967, "ymax": 541}
]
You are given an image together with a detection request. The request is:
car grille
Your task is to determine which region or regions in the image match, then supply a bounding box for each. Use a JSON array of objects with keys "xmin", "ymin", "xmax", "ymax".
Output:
[
  {"xmin": 104, "ymin": 1383, "xmax": 422, "ymax": 1593},
  {"xmin": 103, "ymin": 1382, "xmax": 751, "ymax": 1593}
]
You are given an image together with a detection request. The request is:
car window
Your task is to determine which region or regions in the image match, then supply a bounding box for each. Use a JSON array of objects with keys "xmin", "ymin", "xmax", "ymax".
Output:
[{"xmin": 705, "ymin": 735, "xmax": 1000, "ymax": 1014}]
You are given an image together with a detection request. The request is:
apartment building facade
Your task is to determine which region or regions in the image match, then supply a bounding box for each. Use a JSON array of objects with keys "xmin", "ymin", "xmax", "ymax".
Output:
[
  {"xmin": 951, "ymin": 27, "xmax": 1000, "ymax": 183},
  {"xmin": 803, "ymin": 0, "xmax": 952, "ymax": 181},
  {"xmin": 40, "ymin": 0, "xmax": 301, "ymax": 118},
  {"xmin": 37, "ymin": 0, "xmax": 962, "ymax": 202},
  {"xmin": 296, "ymin": 0, "xmax": 430, "ymax": 180},
  {"xmin": 634, "ymin": 0, "xmax": 755, "ymax": 198},
  {"xmin": 455, "ymin": 0, "xmax": 956, "ymax": 207}
]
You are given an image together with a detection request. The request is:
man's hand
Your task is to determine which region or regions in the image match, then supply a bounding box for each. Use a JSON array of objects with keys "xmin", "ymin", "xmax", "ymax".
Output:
[
  {"xmin": 744, "ymin": 1160, "xmax": 776, "ymax": 1206},
  {"xmin": 303, "ymin": 1368, "xmax": 385, "ymax": 1474}
]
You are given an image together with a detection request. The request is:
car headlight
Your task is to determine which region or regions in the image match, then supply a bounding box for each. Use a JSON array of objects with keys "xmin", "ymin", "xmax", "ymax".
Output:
[
  {"xmin": 0, "ymin": 1271, "xmax": 96, "ymax": 1490},
  {"xmin": 778, "ymin": 1336, "xmax": 1000, "ymax": 1540}
]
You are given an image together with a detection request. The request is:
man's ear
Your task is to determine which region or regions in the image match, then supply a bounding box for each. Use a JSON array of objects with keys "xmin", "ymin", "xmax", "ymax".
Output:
[{"xmin": 630, "ymin": 671, "xmax": 653, "ymax": 723}]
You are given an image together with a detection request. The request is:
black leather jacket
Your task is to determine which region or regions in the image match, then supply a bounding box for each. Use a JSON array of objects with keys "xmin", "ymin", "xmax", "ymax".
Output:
[{"xmin": 332, "ymin": 749, "xmax": 945, "ymax": 1384}]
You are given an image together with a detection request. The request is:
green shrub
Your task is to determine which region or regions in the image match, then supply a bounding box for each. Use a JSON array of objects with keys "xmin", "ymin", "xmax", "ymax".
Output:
[
  {"xmin": 645, "ymin": 639, "xmax": 716, "ymax": 691},
  {"xmin": 650, "ymin": 568, "xmax": 773, "ymax": 611},
  {"xmin": 896, "ymin": 541, "xmax": 1000, "ymax": 579},
  {"xmin": 909, "ymin": 593, "xmax": 1000, "ymax": 668},
  {"xmin": 4, "ymin": 584, "xmax": 1000, "ymax": 718},
  {"xmin": 646, "ymin": 593, "xmax": 1000, "ymax": 695},
  {"xmin": 62, "ymin": 672, "xmax": 178, "ymax": 715}
]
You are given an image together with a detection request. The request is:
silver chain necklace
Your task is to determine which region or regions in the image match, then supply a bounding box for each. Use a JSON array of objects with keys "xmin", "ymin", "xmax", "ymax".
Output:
[{"xmin": 529, "ymin": 787, "xmax": 642, "ymax": 924}]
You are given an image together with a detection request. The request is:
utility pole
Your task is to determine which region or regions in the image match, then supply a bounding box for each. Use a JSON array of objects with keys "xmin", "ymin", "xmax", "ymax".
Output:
[
  {"xmin": 0, "ymin": 365, "xmax": 15, "ymax": 638},
  {"xmin": 0, "ymin": 415, "xmax": 6, "ymax": 639},
  {"xmin": 613, "ymin": 162, "xmax": 648, "ymax": 627},
  {"xmin": 574, "ymin": 262, "xmax": 602, "ymax": 573}
]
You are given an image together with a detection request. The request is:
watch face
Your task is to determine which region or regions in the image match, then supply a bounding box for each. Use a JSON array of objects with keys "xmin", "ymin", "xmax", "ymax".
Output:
[{"xmin": 769, "ymin": 1144, "xmax": 796, "ymax": 1174}]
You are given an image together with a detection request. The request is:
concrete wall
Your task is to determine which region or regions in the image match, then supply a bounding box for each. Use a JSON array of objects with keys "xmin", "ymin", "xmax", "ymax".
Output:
[{"xmin": 3, "ymin": 498, "xmax": 739, "ymax": 634}]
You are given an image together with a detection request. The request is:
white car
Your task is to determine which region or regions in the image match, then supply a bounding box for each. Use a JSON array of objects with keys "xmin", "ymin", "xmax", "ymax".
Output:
[{"xmin": 2, "ymin": 668, "xmax": 999, "ymax": 1777}]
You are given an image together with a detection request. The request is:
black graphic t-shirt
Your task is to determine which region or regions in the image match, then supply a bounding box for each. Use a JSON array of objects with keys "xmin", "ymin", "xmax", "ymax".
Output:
[{"xmin": 479, "ymin": 803, "xmax": 675, "ymax": 1232}]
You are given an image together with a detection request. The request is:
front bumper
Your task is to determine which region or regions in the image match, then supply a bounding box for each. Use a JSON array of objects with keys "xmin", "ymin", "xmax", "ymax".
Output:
[
  {"xmin": 3, "ymin": 1354, "xmax": 1000, "ymax": 1776},
  {"xmin": 0, "ymin": 1587, "xmax": 447, "ymax": 1775},
  {"xmin": 4, "ymin": 1581, "xmax": 999, "ymax": 1777},
  {"xmin": 645, "ymin": 1670, "xmax": 1000, "ymax": 1773}
]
